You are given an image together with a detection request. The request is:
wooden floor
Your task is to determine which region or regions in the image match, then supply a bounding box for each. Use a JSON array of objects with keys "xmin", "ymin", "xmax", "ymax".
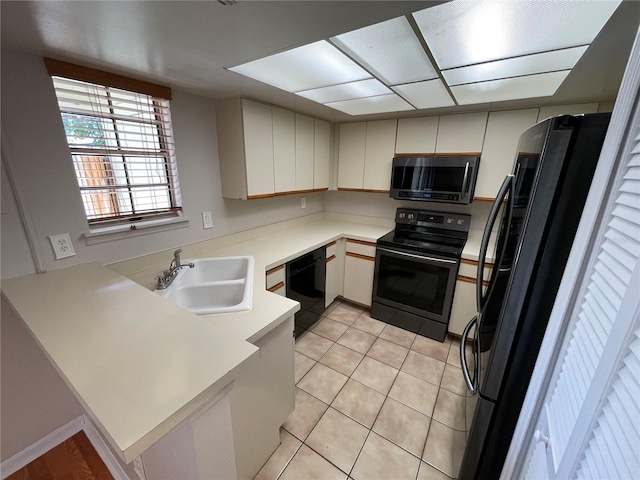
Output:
[{"xmin": 7, "ymin": 431, "xmax": 114, "ymax": 480}]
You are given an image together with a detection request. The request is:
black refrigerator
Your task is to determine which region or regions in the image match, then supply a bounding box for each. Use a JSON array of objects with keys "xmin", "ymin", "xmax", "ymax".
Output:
[{"xmin": 458, "ymin": 113, "xmax": 611, "ymax": 479}]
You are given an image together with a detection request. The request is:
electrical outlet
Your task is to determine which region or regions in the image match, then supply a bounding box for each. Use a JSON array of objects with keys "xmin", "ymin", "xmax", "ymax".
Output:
[
  {"xmin": 202, "ymin": 211, "xmax": 213, "ymax": 229},
  {"xmin": 49, "ymin": 233, "xmax": 76, "ymax": 259},
  {"xmin": 301, "ymin": 197, "xmax": 306, "ymax": 209}
]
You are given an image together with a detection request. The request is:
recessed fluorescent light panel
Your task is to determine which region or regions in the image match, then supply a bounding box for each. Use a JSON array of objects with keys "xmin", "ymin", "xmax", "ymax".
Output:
[
  {"xmin": 442, "ymin": 46, "xmax": 588, "ymax": 86},
  {"xmin": 325, "ymin": 93, "xmax": 414, "ymax": 116},
  {"xmin": 228, "ymin": 0, "xmax": 621, "ymax": 115},
  {"xmin": 229, "ymin": 40, "xmax": 371, "ymax": 92},
  {"xmin": 450, "ymin": 71, "xmax": 571, "ymax": 105},
  {"xmin": 392, "ymin": 79, "xmax": 454, "ymax": 109},
  {"xmin": 296, "ymin": 79, "xmax": 391, "ymax": 104},
  {"xmin": 331, "ymin": 16, "xmax": 438, "ymax": 85},
  {"xmin": 413, "ymin": 0, "xmax": 621, "ymax": 69}
]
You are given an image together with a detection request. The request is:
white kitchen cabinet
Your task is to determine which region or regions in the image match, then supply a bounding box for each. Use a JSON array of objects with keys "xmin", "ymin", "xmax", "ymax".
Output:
[
  {"xmin": 266, "ymin": 264, "xmax": 286, "ymax": 296},
  {"xmin": 343, "ymin": 239, "xmax": 376, "ymax": 307},
  {"xmin": 229, "ymin": 316, "xmax": 295, "ymax": 480},
  {"xmin": 395, "ymin": 116, "xmax": 439, "ymax": 154},
  {"xmin": 325, "ymin": 240, "xmax": 343, "ymax": 307},
  {"xmin": 217, "ymin": 98, "xmax": 275, "ymax": 199},
  {"xmin": 273, "ymin": 107, "xmax": 296, "ymax": 194},
  {"xmin": 337, "ymin": 122, "xmax": 367, "ymax": 190},
  {"xmin": 448, "ymin": 278, "xmax": 477, "ymax": 336},
  {"xmin": 363, "ymin": 119, "xmax": 397, "ymax": 191},
  {"xmin": 536, "ymin": 103, "xmax": 599, "ymax": 122},
  {"xmin": 314, "ymin": 119, "xmax": 331, "ymax": 190},
  {"xmin": 295, "ymin": 113, "xmax": 315, "ymax": 191},
  {"xmin": 475, "ymin": 108, "xmax": 539, "ymax": 199},
  {"xmin": 435, "ymin": 112, "xmax": 488, "ymax": 154},
  {"xmin": 139, "ymin": 382, "xmax": 237, "ymax": 480}
]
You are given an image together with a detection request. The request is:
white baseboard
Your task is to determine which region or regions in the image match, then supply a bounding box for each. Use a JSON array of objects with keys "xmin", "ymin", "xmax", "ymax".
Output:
[
  {"xmin": 0, "ymin": 415, "xmax": 130, "ymax": 480},
  {"xmin": 0, "ymin": 416, "xmax": 84, "ymax": 478}
]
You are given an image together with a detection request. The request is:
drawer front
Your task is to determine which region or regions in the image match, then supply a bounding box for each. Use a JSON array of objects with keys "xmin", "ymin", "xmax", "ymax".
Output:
[
  {"xmin": 266, "ymin": 264, "xmax": 285, "ymax": 289},
  {"xmin": 458, "ymin": 259, "xmax": 493, "ymax": 279},
  {"xmin": 346, "ymin": 239, "xmax": 376, "ymax": 258},
  {"xmin": 326, "ymin": 241, "xmax": 337, "ymax": 258}
]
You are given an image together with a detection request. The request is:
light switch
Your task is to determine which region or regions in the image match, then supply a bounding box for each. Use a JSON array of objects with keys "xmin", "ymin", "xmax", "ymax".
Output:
[{"xmin": 202, "ymin": 211, "xmax": 213, "ymax": 229}]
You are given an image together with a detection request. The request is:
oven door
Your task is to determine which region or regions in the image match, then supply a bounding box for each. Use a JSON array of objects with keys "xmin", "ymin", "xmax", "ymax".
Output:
[{"xmin": 373, "ymin": 246, "xmax": 459, "ymax": 325}]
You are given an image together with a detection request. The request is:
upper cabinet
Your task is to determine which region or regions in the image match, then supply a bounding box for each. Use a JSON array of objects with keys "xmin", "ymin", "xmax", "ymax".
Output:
[
  {"xmin": 338, "ymin": 120, "xmax": 397, "ymax": 191},
  {"xmin": 475, "ymin": 109, "xmax": 539, "ymax": 199},
  {"xmin": 273, "ymin": 107, "xmax": 296, "ymax": 194},
  {"xmin": 363, "ymin": 119, "xmax": 398, "ymax": 191},
  {"xmin": 217, "ymin": 98, "xmax": 274, "ymax": 199},
  {"xmin": 337, "ymin": 122, "xmax": 367, "ymax": 190},
  {"xmin": 295, "ymin": 114, "xmax": 314, "ymax": 191},
  {"xmin": 395, "ymin": 117, "xmax": 438, "ymax": 154},
  {"xmin": 435, "ymin": 112, "xmax": 488, "ymax": 154},
  {"xmin": 313, "ymin": 119, "xmax": 331, "ymax": 190},
  {"xmin": 216, "ymin": 98, "xmax": 331, "ymax": 199}
]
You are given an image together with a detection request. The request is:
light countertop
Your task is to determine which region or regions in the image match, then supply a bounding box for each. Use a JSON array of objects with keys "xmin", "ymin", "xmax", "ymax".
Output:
[{"xmin": 1, "ymin": 216, "xmax": 490, "ymax": 465}]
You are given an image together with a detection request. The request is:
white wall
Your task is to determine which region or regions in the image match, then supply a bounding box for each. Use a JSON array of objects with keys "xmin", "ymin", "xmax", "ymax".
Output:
[
  {"xmin": 0, "ymin": 51, "xmax": 324, "ymax": 280},
  {"xmin": 324, "ymin": 190, "xmax": 495, "ymax": 232},
  {"xmin": 0, "ymin": 296, "xmax": 84, "ymax": 461}
]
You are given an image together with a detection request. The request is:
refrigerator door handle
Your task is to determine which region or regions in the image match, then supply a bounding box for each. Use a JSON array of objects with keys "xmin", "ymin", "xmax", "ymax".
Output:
[
  {"xmin": 460, "ymin": 315, "xmax": 479, "ymax": 394},
  {"xmin": 477, "ymin": 174, "xmax": 514, "ymax": 312}
]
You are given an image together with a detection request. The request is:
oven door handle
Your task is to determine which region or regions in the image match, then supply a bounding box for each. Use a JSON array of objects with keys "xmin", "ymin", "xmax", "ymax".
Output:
[
  {"xmin": 460, "ymin": 161, "xmax": 470, "ymax": 199},
  {"xmin": 477, "ymin": 174, "xmax": 514, "ymax": 312},
  {"xmin": 377, "ymin": 247, "xmax": 457, "ymax": 264},
  {"xmin": 460, "ymin": 315, "xmax": 479, "ymax": 394}
]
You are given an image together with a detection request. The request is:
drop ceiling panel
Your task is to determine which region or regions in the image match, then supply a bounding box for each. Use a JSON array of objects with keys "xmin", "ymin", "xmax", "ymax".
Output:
[
  {"xmin": 392, "ymin": 79, "xmax": 455, "ymax": 109},
  {"xmin": 229, "ymin": 40, "xmax": 372, "ymax": 92},
  {"xmin": 331, "ymin": 16, "xmax": 438, "ymax": 85},
  {"xmin": 413, "ymin": 0, "xmax": 622, "ymax": 69},
  {"xmin": 451, "ymin": 70, "xmax": 571, "ymax": 105},
  {"xmin": 325, "ymin": 93, "xmax": 414, "ymax": 115},
  {"xmin": 442, "ymin": 46, "xmax": 588, "ymax": 86},
  {"xmin": 296, "ymin": 78, "xmax": 390, "ymax": 103}
]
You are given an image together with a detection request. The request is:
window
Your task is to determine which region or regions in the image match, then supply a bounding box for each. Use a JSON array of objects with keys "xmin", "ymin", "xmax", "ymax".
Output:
[{"xmin": 46, "ymin": 58, "xmax": 182, "ymax": 225}]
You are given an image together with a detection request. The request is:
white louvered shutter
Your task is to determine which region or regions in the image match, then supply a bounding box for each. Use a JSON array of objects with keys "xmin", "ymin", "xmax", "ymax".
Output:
[{"xmin": 523, "ymin": 104, "xmax": 640, "ymax": 480}]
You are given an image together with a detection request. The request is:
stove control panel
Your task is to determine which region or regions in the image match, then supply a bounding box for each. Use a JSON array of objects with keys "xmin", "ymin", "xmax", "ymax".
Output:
[{"xmin": 395, "ymin": 208, "xmax": 471, "ymax": 232}]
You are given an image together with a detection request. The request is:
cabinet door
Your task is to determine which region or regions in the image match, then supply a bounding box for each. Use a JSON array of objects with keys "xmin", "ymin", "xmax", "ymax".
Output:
[
  {"xmin": 343, "ymin": 254, "xmax": 375, "ymax": 307},
  {"xmin": 395, "ymin": 116, "xmax": 438, "ymax": 154},
  {"xmin": 536, "ymin": 103, "xmax": 599, "ymax": 122},
  {"xmin": 448, "ymin": 279, "xmax": 477, "ymax": 336},
  {"xmin": 337, "ymin": 122, "xmax": 366, "ymax": 189},
  {"xmin": 295, "ymin": 114, "xmax": 314, "ymax": 191},
  {"xmin": 242, "ymin": 99, "xmax": 275, "ymax": 197},
  {"xmin": 273, "ymin": 107, "xmax": 296, "ymax": 194},
  {"xmin": 435, "ymin": 112, "xmax": 488, "ymax": 154},
  {"xmin": 314, "ymin": 119, "xmax": 331, "ymax": 190},
  {"xmin": 476, "ymin": 108, "xmax": 539, "ymax": 199},
  {"xmin": 325, "ymin": 255, "xmax": 339, "ymax": 307},
  {"xmin": 363, "ymin": 119, "xmax": 397, "ymax": 191}
]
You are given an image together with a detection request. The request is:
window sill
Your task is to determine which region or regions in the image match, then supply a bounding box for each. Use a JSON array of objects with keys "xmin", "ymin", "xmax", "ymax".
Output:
[{"xmin": 83, "ymin": 215, "xmax": 190, "ymax": 245}]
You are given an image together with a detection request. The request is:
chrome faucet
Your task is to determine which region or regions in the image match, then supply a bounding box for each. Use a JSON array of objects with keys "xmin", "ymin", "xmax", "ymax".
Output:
[{"xmin": 156, "ymin": 249, "xmax": 195, "ymax": 290}]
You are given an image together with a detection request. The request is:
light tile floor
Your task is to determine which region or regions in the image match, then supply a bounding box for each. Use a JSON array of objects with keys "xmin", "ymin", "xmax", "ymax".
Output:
[{"xmin": 254, "ymin": 300, "xmax": 475, "ymax": 480}]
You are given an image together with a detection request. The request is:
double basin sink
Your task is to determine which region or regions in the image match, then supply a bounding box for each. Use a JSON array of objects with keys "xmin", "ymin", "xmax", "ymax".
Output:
[{"xmin": 155, "ymin": 256, "xmax": 254, "ymax": 314}]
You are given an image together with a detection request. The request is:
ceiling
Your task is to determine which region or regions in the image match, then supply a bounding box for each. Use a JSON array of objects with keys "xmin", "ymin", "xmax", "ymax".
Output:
[{"xmin": 2, "ymin": 1, "xmax": 639, "ymax": 123}]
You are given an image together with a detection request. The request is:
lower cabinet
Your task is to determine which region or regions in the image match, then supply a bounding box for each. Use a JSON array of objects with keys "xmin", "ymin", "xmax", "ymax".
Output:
[
  {"xmin": 448, "ymin": 279, "xmax": 477, "ymax": 336},
  {"xmin": 342, "ymin": 239, "xmax": 376, "ymax": 307},
  {"xmin": 325, "ymin": 241, "xmax": 339, "ymax": 307},
  {"xmin": 228, "ymin": 316, "xmax": 295, "ymax": 480},
  {"xmin": 138, "ymin": 382, "xmax": 237, "ymax": 480},
  {"xmin": 266, "ymin": 264, "xmax": 286, "ymax": 296}
]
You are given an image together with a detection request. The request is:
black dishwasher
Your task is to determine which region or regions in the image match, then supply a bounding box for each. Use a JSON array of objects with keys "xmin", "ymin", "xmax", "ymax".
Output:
[{"xmin": 286, "ymin": 246, "xmax": 326, "ymax": 337}]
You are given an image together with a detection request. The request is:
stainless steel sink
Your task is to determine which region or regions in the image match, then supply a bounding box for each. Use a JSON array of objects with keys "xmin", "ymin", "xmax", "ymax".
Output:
[{"xmin": 155, "ymin": 256, "xmax": 254, "ymax": 314}]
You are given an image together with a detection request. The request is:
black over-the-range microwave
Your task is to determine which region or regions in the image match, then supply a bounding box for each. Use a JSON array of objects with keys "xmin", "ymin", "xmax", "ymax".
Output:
[{"xmin": 389, "ymin": 156, "xmax": 480, "ymax": 204}]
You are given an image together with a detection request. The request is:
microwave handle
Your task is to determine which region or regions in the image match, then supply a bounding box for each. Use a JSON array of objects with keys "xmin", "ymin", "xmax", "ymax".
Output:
[
  {"xmin": 460, "ymin": 161, "xmax": 470, "ymax": 199},
  {"xmin": 477, "ymin": 174, "xmax": 514, "ymax": 312}
]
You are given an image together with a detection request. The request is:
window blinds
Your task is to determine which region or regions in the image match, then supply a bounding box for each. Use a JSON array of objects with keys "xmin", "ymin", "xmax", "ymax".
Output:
[{"xmin": 50, "ymin": 74, "xmax": 181, "ymax": 223}]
